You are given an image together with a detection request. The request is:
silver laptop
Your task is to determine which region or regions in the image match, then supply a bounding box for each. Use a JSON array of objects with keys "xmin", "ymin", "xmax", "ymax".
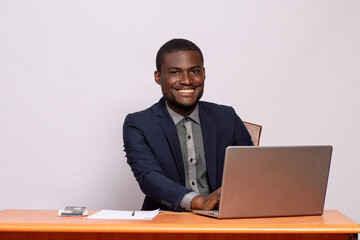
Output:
[{"xmin": 193, "ymin": 145, "xmax": 332, "ymax": 219}]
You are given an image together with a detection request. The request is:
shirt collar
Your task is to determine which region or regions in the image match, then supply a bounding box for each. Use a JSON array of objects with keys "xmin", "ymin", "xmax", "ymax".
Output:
[{"xmin": 166, "ymin": 102, "xmax": 201, "ymax": 126}]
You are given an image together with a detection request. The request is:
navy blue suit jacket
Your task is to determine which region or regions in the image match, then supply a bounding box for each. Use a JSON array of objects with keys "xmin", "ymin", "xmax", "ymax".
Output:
[{"xmin": 123, "ymin": 98, "xmax": 253, "ymax": 211}]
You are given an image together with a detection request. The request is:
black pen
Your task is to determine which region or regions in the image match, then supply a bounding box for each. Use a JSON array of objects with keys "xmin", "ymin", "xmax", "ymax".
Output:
[{"xmin": 132, "ymin": 211, "xmax": 135, "ymax": 216}]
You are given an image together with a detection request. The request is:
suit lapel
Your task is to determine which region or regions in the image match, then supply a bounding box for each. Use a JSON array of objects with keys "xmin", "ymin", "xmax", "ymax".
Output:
[
  {"xmin": 154, "ymin": 98, "xmax": 185, "ymax": 185},
  {"xmin": 199, "ymin": 103, "xmax": 217, "ymax": 191}
]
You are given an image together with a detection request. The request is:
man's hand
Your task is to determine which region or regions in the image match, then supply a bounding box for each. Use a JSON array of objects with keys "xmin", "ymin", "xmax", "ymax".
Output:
[{"xmin": 190, "ymin": 187, "xmax": 222, "ymax": 210}]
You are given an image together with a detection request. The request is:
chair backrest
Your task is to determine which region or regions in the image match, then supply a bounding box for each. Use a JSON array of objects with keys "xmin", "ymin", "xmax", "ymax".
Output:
[{"xmin": 243, "ymin": 122, "xmax": 262, "ymax": 146}]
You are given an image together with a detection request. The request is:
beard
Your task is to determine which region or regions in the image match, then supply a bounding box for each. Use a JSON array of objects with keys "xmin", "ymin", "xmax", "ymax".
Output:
[{"xmin": 164, "ymin": 88, "xmax": 204, "ymax": 113}]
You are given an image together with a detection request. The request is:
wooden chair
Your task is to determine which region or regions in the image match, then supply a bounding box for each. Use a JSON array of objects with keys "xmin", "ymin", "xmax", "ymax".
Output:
[{"xmin": 243, "ymin": 122, "xmax": 262, "ymax": 146}]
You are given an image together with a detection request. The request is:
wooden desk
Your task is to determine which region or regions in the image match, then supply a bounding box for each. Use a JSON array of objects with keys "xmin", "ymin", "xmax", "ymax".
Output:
[{"xmin": 0, "ymin": 209, "xmax": 359, "ymax": 240}]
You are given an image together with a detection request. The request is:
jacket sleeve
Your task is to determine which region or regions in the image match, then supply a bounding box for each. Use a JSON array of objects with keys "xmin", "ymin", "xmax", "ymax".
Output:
[{"xmin": 123, "ymin": 113, "xmax": 192, "ymax": 211}]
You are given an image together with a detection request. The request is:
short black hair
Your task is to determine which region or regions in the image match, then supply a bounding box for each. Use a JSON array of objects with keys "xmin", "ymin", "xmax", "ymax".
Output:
[{"xmin": 156, "ymin": 38, "xmax": 204, "ymax": 72}]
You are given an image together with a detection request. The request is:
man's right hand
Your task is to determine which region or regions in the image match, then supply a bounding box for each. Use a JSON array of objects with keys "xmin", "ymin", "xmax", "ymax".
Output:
[{"xmin": 190, "ymin": 187, "xmax": 222, "ymax": 210}]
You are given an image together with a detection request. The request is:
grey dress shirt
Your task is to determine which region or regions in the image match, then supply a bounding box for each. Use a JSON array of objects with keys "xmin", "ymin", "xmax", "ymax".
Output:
[{"xmin": 166, "ymin": 103, "xmax": 210, "ymax": 211}]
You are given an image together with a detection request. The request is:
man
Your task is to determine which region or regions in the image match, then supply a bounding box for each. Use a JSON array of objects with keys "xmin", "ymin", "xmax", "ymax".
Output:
[{"xmin": 123, "ymin": 39, "xmax": 253, "ymax": 212}]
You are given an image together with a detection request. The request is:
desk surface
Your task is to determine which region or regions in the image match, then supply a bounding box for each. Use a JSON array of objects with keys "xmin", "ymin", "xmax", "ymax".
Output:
[{"xmin": 0, "ymin": 209, "xmax": 359, "ymax": 234}]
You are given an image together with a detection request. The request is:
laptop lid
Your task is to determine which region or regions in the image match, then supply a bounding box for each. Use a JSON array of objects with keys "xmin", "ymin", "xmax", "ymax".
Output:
[{"xmin": 217, "ymin": 145, "xmax": 332, "ymax": 219}]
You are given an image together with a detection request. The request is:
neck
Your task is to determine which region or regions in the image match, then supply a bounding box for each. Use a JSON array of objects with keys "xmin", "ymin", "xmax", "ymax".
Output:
[{"xmin": 166, "ymin": 101, "xmax": 197, "ymax": 117}]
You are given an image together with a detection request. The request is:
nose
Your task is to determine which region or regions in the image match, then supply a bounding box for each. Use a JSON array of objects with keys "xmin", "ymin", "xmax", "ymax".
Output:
[{"xmin": 179, "ymin": 72, "xmax": 193, "ymax": 85}]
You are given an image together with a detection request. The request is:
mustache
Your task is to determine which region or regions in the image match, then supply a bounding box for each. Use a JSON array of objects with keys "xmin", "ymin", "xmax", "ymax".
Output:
[{"xmin": 173, "ymin": 85, "xmax": 202, "ymax": 90}]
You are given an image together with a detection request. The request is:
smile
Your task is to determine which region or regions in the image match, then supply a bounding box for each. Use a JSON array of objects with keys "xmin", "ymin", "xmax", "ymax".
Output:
[{"xmin": 177, "ymin": 89, "xmax": 194, "ymax": 93}]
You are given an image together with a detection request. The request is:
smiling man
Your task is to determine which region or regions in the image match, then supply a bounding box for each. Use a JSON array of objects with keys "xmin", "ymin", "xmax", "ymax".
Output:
[{"xmin": 123, "ymin": 39, "xmax": 253, "ymax": 211}]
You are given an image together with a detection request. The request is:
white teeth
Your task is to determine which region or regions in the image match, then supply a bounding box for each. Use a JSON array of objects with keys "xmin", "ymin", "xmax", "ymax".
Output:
[{"xmin": 178, "ymin": 89, "xmax": 194, "ymax": 93}]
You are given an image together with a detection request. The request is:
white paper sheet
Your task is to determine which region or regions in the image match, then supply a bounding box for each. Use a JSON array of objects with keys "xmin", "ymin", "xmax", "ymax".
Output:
[{"xmin": 87, "ymin": 209, "xmax": 160, "ymax": 220}]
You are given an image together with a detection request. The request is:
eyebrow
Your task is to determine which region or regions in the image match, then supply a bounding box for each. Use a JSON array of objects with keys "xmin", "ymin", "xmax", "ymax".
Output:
[
  {"xmin": 167, "ymin": 65, "xmax": 202, "ymax": 71},
  {"xmin": 168, "ymin": 67, "xmax": 181, "ymax": 71},
  {"xmin": 189, "ymin": 65, "xmax": 202, "ymax": 70}
]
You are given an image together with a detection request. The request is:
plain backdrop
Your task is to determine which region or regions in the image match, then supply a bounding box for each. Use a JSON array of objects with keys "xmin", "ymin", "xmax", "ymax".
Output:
[{"xmin": 1, "ymin": 0, "xmax": 359, "ymax": 222}]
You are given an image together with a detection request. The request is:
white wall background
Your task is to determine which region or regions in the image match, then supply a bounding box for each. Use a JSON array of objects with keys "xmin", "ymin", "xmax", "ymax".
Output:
[{"xmin": 1, "ymin": 0, "xmax": 359, "ymax": 222}]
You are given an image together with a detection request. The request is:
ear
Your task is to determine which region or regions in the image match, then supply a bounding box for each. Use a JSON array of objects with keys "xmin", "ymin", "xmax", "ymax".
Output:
[
  {"xmin": 202, "ymin": 67, "xmax": 206, "ymax": 80},
  {"xmin": 154, "ymin": 71, "xmax": 161, "ymax": 85}
]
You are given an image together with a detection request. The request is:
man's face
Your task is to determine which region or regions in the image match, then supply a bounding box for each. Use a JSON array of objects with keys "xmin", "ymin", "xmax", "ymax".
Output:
[{"xmin": 154, "ymin": 50, "xmax": 205, "ymax": 116}]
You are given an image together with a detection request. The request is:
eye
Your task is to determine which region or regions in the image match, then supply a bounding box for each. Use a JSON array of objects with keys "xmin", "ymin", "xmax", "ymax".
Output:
[
  {"xmin": 192, "ymin": 69, "xmax": 200, "ymax": 74},
  {"xmin": 170, "ymin": 70, "xmax": 179, "ymax": 74}
]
